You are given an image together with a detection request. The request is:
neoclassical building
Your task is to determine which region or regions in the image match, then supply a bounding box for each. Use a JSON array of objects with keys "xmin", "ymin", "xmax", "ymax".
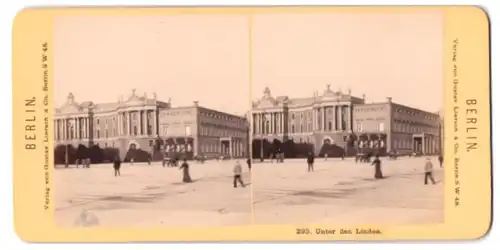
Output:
[
  {"xmin": 54, "ymin": 90, "xmax": 249, "ymax": 160},
  {"xmin": 251, "ymin": 85, "xmax": 441, "ymax": 158}
]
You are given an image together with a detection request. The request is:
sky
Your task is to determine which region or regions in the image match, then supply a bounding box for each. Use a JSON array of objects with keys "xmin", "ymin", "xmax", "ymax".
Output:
[{"xmin": 54, "ymin": 11, "xmax": 443, "ymax": 115}]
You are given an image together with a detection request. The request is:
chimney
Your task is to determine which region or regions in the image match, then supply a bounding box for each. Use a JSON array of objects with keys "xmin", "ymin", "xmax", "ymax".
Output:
[
  {"xmin": 386, "ymin": 97, "xmax": 392, "ymax": 103},
  {"xmin": 193, "ymin": 101, "xmax": 199, "ymax": 107}
]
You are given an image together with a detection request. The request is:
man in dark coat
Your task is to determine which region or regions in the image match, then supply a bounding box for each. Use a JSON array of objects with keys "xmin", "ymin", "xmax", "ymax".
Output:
[
  {"xmin": 307, "ymin": 152, "xmax": 315, "ymax": 172},
  {"xmin": 113, "ymin": 156, "xmax": 122, "ymax": 177},
  {"xmin": 246, "ymin": 158, "xmax": 252, "ymax": 171}
]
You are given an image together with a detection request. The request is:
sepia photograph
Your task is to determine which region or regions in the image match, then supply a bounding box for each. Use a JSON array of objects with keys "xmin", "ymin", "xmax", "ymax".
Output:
[
  {"xmin": 249, "ymin": 12, "xmax": 445, "ymax": 225},
  {"xmin": 52, "ymin": 11, "xmax": 444, "ymax": 228},
  {"xmin": 11, "ymin": 5, "xmax": 492, "ymax": 242},
  {"xmin": 52, "ymin": 15, "xmax": 253, "ymax": 227}
]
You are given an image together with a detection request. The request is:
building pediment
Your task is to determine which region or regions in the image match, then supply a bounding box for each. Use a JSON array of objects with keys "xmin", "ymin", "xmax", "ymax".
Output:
[
  {"xmin": 121, "ymin": 89, "xmax": 146, "ymax": 107},
  {"xmin": 59, "ymin": 103, "xmax": 83, "ymax": 113},
  {"xmin": 57, "ymin": 93, "xmax": 83, "ymax": 114},
  {"xmin": 255, "ymin": 97, "xmax": 278, "ymax": 108},
  {"xmin": 253, "ymin": 87, "xmax": 280, "ymax": 108}
]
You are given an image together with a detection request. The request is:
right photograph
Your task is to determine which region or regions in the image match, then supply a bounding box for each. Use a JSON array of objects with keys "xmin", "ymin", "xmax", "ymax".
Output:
[{"xmin": 249, "ymin": 12, "xmax": 445, "ymax": 225}]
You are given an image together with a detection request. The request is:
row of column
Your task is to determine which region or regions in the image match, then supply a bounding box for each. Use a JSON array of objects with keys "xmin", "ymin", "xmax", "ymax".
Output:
[
  {"xmin": 253, "ymin": 105, "xmax": 352, "ymax": 135},
  {"xmin": 54, "ymin": 117, "xmax": 91, "ymax": 140},
  {"xmin": 117, "ymin": 110, "xmax": 157, "ymax": 136},
  {"xmin": 254, "ymin": 112, "xmax": 285, "ymax": 135},
  {"xmin": 314, "ymin": 105, "xmax": 351, "ymax": 132},
  {"xmin": 224, "ymin": 139, "xmax": 245, "ymax": 157},
  {"xmin": 54, "ymin": 109, "xmax": 158, "ymax": 141},
  {"xmin": 421, "ymin": 136, "xmax": 438, "ymax": 155}
]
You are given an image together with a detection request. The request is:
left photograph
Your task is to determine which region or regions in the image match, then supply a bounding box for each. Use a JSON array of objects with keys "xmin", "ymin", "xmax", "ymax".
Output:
[{"xmin": 52, "ymin": 15, "xmax": 252, "ymax": 227}]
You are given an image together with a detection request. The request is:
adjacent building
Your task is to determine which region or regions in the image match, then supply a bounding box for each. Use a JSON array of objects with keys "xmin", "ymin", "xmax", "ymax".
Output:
[
  {"xmin": 54, "ymin": 90, "xmax": 249, "ymax": 160},
  {"xmin": 251, "ymin": 85, "xmax": 441, "ymax": 158}
]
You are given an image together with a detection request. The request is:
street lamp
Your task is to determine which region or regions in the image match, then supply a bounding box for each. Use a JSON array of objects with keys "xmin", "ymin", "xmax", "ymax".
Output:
[
  {"xmin": 260, "ymin": 112, "xmax": 270, "ymax": 162},
  {"xmin": 65, "ymin": 118, "xmax": 72, "ymax": 168}
]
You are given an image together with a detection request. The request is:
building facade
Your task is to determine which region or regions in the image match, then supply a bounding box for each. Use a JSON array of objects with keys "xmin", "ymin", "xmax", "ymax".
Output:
[
  {"xmin": 54, "ymin": 90, "xmax": 248, "ymax": 160},
  {"xmin": 251, "ymin": 85, "xmax": 441, "ymax": 158}
]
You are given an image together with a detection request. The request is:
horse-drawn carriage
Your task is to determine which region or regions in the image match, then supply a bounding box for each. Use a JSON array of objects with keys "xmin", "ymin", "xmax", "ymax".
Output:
[
  {"xmin": 194, "ymin": 154, "xmax": 206, "ymax": 163},
  {"xmin": 388, "ymin": 151, "xmax": 399, "ymax": 160},
  {"xmin": 216, "ymin": 154, "xmax": 231, "ymax": 161},
  {"xmin": 355, "ymin": 152, "xmax": 373, "ymax": 163},
  {"xmin": 162, "ymin": 157, "xmax": 179, "ymax": 167}
]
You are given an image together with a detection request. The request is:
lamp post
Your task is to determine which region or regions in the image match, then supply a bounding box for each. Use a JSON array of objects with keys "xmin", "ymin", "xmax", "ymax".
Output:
[
  {"xmin": 260, "ymin": 112, "xmax": 270, "ymax": 162},
  {"xmin": 65, "ymin": 118, "xmax": 72, "ymax": 168},
  {"xmin": 184, "ymin": 125, "xmax": 190, "ymax": 159}
]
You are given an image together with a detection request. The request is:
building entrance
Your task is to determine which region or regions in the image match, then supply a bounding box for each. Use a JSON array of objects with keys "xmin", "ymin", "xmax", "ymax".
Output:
[
  {"xmin": 412, "ymin": 136, "xmax": 423, "ymax": 153},
  {"xmin": 220, "ymin": 140, "xmax": 230, "ymax": 156}
]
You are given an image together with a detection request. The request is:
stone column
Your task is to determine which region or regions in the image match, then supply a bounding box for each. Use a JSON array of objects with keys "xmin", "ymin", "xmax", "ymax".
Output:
[
  {"xmin": 259, "ymin": 113, "xmax": 263, "ymax": 134},
  {"xmin": 76, "ymin": 118, "xmax": 80, "ymax": 139},
  {"xmin": 337, "ymin": 106, "xmax": 342, "ymax": 131},
  {"xmin": 275, "ymin": 113, "xmax": 278, "ymax": 134},
  {"xmin": 82, "ymin": 118, "xmax": 86, "ymax": 138},
  {"xmin": 323, "ymin": 107, "xmax": 327, "ymax": 131},
  {"xmin": 75, "ymin": 117, "xmax": 79, "ymax": 139},
  {"xmin": 65, "ymin": 119, "xmax": 69, "ymax": 140},
  {"xmin": 273, "ymin": 113, "xmax": 276, "ymax": 134},
  {"xmin": 80, "ymin": 117, "xmax": 83, "ymax": 139},
  {"xmin": 277, "ymin": 113, "xmax": 280, "ymax": 134},
  {"xmin": 311, "ymin": 109, "xmax": 315, "ymax": 131},
  {"xmin": 428, "ymin": 137, "xmax": 431, "ymax": 154},
  {"xmin": 267, "ymin": 112, "xmax": 273, "ymax": 134},
  {"xmin": 142, "ymin": 110, "xmax": 147, "ymax": 135},
  {"xmin": 116, "ymin": 114, "xmax": 120, "ymax": 136},
  {"xmin": 254, "ymin": 114, "xmax": 258, "ymax": 134},
  {"xmin": 59, "ymin": 119, "xmax": 62, "ymax": 140},
  {"xmin": 281, "ymin": 112, "xmax": 284, "ymax": 134},
  {"xmin": 153, "ymin": 109, "xmax": 157, "ymax": 136},
  {"xmin": 270, "ymin": 113, "xmax": 273, "ymax": 134},
  {"xmin": 126, "ymin": 112, "xmax": 131, "ymax": 136},
  {"xmin": 71, "ymin": 118, "xmax": 75, "ymax": 139},
  {"xmin": 61, "ymin": 119, "xmax": 64, "ymax": 140},
  {"xmin": 347, "ymin": 105, "xmax": 352, "ymax": 131},
  {"xmin": 255, "ymin": 113, "xmax": 258, "ymax": 134},
  {"xmin": 422, "ymin": 137, "xmax": 427, "ymax": 154}
]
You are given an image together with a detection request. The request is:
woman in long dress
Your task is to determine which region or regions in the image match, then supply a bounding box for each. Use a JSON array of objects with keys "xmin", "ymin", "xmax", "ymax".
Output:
[
  {"xmin": 372, "ymin": 155, "xmax": 384, "ymax": 179},
  {"xmin": 179, "ymin": 159, "xmax": 192, "ymax": 183}
]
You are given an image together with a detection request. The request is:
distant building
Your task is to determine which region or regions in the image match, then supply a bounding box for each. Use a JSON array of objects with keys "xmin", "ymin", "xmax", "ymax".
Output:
[
  {"xmin": 54, "ymin": 90, "xmax": 249, "ymax": 160},
  {"xmin": 251, "ymin": 85, "xmax": 441, "ymax": 158}
]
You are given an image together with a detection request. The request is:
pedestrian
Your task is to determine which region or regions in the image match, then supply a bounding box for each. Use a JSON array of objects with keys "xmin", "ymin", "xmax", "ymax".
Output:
[
  {"xmin": 424, "ymin": 158, "xmax": 437, "ymax": 185},
  {"xmin": 113, "ymin": 156, "xmax": 121, "ymax": 177},
  {"xmin": 372, "ymin": 155, "xmax": 383, "ymax": 179},
  {"xmin": 179, "ymin": 159, "xmax": 192, "ymax": 183},
  {"xmin": 246, "ymin": 158, "xmax": 252, "ymax": 171},
  {"xmin": 307, "ymin": 152, "xmax": 315, "ymax": 172},
  {"xmin": 233, "ymin": 160, "xmax": 245, "ymax": 188},
  {"xmin": 438, "ymin": 155, "xmax": 443, "ymax": 168},
  {"xmin": 324, "ymin": 153, "xmax": 328, "ymax": 161}
]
